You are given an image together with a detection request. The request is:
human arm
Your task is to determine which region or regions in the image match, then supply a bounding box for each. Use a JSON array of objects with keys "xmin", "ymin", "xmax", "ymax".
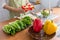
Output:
[{"xmin": 3, "ymin": 4, "xmax": 25, "ymax": 13}]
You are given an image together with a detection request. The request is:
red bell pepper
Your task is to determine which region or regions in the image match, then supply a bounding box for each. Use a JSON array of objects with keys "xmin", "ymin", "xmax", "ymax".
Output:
[{"xmin": 33, "ymin": 18, "xmax": 43, "ymax": 32}]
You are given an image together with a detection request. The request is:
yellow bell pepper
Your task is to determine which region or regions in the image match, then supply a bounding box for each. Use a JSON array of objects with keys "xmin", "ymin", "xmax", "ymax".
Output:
[{"xmin": 43, "ymin": 20, "xmax": 57, "ymax": 35}]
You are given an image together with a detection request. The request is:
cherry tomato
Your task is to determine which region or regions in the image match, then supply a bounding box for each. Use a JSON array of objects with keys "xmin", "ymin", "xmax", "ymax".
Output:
[
  {"xmin": 24, "ymin": 8, "xmax": 28, "ymax": 12},
  {"xmin": 28, "ymin": 6, "xmax": 32, "ymax": 10},
  {"xmin": 25, "ymin": 6, "xmax": 29, "ymax": 9},
  {"xmin": 21, "ymin": 6, "xmax": 26, "ymax": 9}
]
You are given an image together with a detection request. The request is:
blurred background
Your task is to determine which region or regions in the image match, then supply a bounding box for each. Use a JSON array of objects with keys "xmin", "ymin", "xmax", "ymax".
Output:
[
  {"xmin": 0, "ymin": 0, "xmax": 9, "ymax": 22},
  {"xmin": 0, "ymin": 0, "xmax": 60, "ymax": 22}
]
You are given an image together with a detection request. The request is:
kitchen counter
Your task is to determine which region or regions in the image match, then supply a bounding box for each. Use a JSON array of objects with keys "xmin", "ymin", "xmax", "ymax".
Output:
[{"xmin": 0, "ymin": 8, "xmax": 60, "ymax": 40}]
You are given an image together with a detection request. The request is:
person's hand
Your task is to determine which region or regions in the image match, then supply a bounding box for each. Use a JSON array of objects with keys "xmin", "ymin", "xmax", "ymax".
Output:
[
  {"xmin": 2, "ymin": 3, "xmax": 25, "ymax": 13},
  {"xmin": 18, "ymin": 7, "xmax": 25, "ymax": 13},
  {"xmin": 2, "ymin": 3, "xmax": 8, "ymax": 9}
]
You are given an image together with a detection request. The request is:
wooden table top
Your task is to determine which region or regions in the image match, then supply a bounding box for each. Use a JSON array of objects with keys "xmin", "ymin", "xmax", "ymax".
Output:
[{"xmin": 0, "ymin": 8, "xmax": 60, "ymax": 40}]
